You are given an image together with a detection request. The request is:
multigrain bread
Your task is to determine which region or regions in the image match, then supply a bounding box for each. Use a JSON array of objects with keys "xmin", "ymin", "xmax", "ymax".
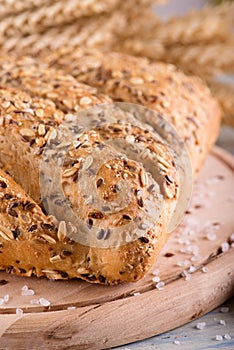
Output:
[
  {"xmin": 41, "ymin": 48, "xmax": 221, "ymax": 173},
  {"xmin": 0, "ymin": 86, "xmax": 179, "ymax": 284},
  {"xmin": 0, "ymin": 51, "xmax": 221, "ymax": 284}
]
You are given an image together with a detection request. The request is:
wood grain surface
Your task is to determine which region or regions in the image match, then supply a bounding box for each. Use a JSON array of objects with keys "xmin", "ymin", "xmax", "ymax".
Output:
[{"xmin": 0, "ymin": 147, "xmax": 233, "ymax": 350}]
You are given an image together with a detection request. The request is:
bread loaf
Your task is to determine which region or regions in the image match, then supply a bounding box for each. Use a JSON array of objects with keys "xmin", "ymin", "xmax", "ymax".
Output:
[
  {"xmin": 0, "ymin": 50, "xmax": 221, "ymax": 284},
  {"xmin": 41, "ymin": 48, "xmax": 221, "ymax": 173}
]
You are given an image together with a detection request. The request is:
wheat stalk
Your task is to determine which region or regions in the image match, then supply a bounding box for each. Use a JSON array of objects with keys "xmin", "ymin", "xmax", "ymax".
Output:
[
  {"xmin": 0, "ymin": 0, "xmax": 121, "ymax": 40},
  {"xmin": 146, "ymin": 3, "xmax": 234, "ymax": 45},
  {"xmin": 1, "ymin": 9, "xmax": 131, "ymax": 53},
  {"xmin": 0, "ymin": 0, "xmax": 57, "ymax": 19},
  {"xmin": 208, "ymin": 79, "xmax": 234, "ymax": 126}
]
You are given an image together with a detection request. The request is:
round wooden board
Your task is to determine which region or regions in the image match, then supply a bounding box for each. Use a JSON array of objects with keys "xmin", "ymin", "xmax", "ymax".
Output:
[{"xmin": 0, "ymin": 147, "xmax": 234, "ymax": 350}]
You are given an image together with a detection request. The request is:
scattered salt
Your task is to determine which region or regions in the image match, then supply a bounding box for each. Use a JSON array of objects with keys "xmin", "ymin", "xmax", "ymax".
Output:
[
  {"xmin": 30, "ymin": 299, "xmax": 40, "ymax": 305},
  {"xmin": 22, "ymin": 289, "xmax": 35, "ymax": 296},
  {"xmin": 190, "ymin": 255, "xmax": 200, "ymax": 262},
  {"xmin": 16, "ymin": 308, "xmax": 23, "ymax": 316},
  {"xmin": 196, "ymin": 322, "xmax": 206, "ymax": 330},
  {"xmin": 152, "ymin": 269, "xmax": 160, "ymax": 276},
  {"xmin": 133, "ymin": 292, "xmax": 141, "ymax": 297},
  {"xmin": 152, "ymin": 276, "xmax": 160, "ymax": 283},
  {"xmin": 21, "ymin": 285, "xmax": 28, "ymax": 292},
  {"xmin": 0, "ymin": 298, "xmax": 4, "ymax": 306},
  {"xmin": 4, "ymin": 294, "xmax": 9, "ymax": 302},
  {"xmin": 188, "ymin": 265, "xmax": 196, "ymax": 273},
  {"xmin": 220, "ymin": 307, "xmax": 229, "ymax": 313},
  {"xmin": 181, "ymin": 270, "xmax": 191, "ymax": 281},
  {"xmin": 156, "ymin": 282, "xmax": 165, "ymax": 290},
  {"xmin": 39, "ymin": 298, "xmax": 51, "ymax": 307},
  {"xmin": 219, "ymin": 320, "xmax": 226, "ymax": 326},
  {"xmin": 215, "ymin": 335, "xmax": 223, "ymax": 341},
  {"xmin": 221, "ymin": 242, "xmax": 229, "ymax": 253},
  {"xmin": 173, "ymin": 340, "xmax": 180, "ymax": 345},
  {"xmin": 67, "ymin": 306, "xmax": 77, "ymax": 310},
  {"xmin": 206, "ymin": 232, "xmax": 217, "ymax": 241},
  {"xmin": 177, "ymin": 260, "xmax": 190, "ymax": 267},
  {"xmin": 202, "ymin": 266, "xmax": 208, "ymax": 273},
  {"xmin": 224, "ymin": 334, "xmax": 231, "ymax": 340}
]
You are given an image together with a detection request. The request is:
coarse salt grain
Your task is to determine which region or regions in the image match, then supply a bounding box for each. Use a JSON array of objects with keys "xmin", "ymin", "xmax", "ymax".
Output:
[
  {"xmin": 16, "ymin": 308, "xmax": 23, "ymax": 316},
  {"xmin": 202, "ymin": 266, "xmax": 208, "ymax": 273},
  {"xmin": 173, "ymin": 340, "xmax": 180, "ymax": 345},
  {"xmin": 67, "ymin": 306, "xmax": 76, "ymax": 310},
  {"xmin": 21, "ymin": 289, "xmax": 35, "ymax": 296},
  {"xmin": 181, "ymin": 270, "xmax": 191, "ymax": 281},
  {"xmin": 21, "ymin": 285, "xmax": 28, "ymax": 291},
  {"xmin": 152, "ymin": 269, "xmax": 160, "ymax": 276},
  {"xmin": 219, "ymin": 320, "xmax": 226, "ymax": 326},
  {"xmin": 221, "ymin": 242, "xmax": 229, "ymax": 252},
  {"xmin": 152, "ymin": 276, "xmax": 160, "ymax": 283},
  {"xmin": 4, "ymin": 294, "xmax": 9, "ymax": 302},
  {"xmin": 177, "ymin": 260, "xmax": 190, "ymax": 267},
  {"xmin": 133, "ymin": 292, "xmax": 141, "ymax": 297},
  {"xmin": 224, "ymin": 334, "xmax": 231, "ymax": 340},
  {"xmin": 206, "ymin": 232, "xmax": 217, "ymax": 241},
  {"xmin": 196, "ymin": 322, "xmax": 206, "ymax": 330},
  {"xmin": 30, "ymin": 299, "xmax": 40, "ymax": 305},
  {"xmin": 230, "ymin": 233, "xmax": 234, "ymax": 242},
  {"xmin": 220, "ymin": 307, "xmax": 229, "ymax": 313},
  {"xmin": 156, "ymin": 282, "xmax": 165, "ymax": 290},
  {"xmin": 0, "ymin": 298, "xmax": 4, "ymax": 306},
  {"xmin": 39, "ymin": 298, "xmax": 51, "ymax": 307},
  {"xmin": 215, "ymin": 335, "xmax": 223, "ymax": 341},
  {"xmin": 188, "ymin": 265, "xmax": 196, "ymax": 273}
]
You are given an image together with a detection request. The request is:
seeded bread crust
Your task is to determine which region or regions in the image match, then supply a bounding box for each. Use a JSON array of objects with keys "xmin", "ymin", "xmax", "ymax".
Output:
[
  {"xmin": 0, "ymin": 168, "xmax": 170, "ymax": 284},
  {"xmin": 0, "ymin": 86, "xmax": 178, "ymax": 284},
  {"xmin": 41, "ymin": 48, "xmax": 222, "ymax": 174},
  {"xmin": 0, "ymin": 50, "xmax": 221, "ymax": 284}
]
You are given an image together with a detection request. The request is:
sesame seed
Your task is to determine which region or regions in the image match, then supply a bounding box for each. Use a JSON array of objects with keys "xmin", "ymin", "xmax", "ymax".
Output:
[
  {"xmin": 126, "ymin": 135, "xmax": 135, "ymax": 143},
  {"xmin": 36, "ymin": 109, "xmax": 44, "ymax": 117},
  {"xmin": 79, "ymin": 96, "xmax": 92, "ymax": 106}
]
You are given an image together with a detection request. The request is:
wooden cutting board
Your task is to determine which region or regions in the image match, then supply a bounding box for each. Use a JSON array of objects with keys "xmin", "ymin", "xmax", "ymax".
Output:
[{"xmin": 0, "ymin": 147, "xmax": 234, "ymax": 350}]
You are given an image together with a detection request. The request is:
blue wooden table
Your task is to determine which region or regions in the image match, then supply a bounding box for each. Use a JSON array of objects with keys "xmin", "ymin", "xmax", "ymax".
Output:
[{"xmin": 114, "ymin": 297, "xmax": 234, "ymax": 350}]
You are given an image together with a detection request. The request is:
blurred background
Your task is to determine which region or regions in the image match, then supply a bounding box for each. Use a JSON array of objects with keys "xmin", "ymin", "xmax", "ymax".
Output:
[{"xmin": 0, "ymin": 0, "xmax": 233, "ymax": 152}]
